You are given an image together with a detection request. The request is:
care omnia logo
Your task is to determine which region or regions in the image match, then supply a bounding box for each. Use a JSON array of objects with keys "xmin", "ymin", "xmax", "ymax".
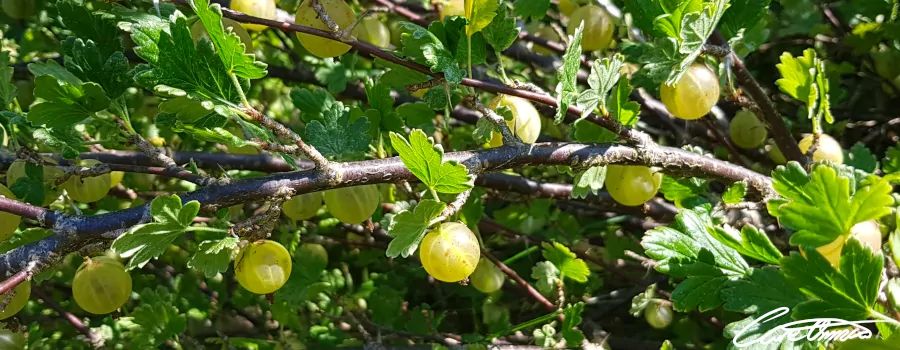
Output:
[{"xmin": 732, "ymin": 307, "xmax": 889, "ymax": 347}]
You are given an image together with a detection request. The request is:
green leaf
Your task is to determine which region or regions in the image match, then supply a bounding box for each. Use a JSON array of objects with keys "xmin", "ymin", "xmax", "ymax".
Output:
[
  {"xmin": 189, "ymin": 0, "xmax": 267, "ymax": 79},
  {"xmin": 629, "ymin": 283, "xmax": 658, "ymax": 316},
  {"xmin": 464, "ymin": 0, "xmax": 499, "ymax": 36},
  {"xmin": 27, "ymin": 75, "xmax": 110, "ymax": 128},
  {"xmin": 0, "ymin": 51, "xmax": 15, "ymax": 109},
  {"xmin": 775, "ymin": 49, "xmax": 833, "ymax": 126},
  {"xmin": 514, "ymin": 0, "xmax": 550, "ymax": 19},
  {"xmin": 607, "ymin": 79, "xmax": 640, "ymax": 127},
  {"xmin": 554, "ymin": 22, "xmax": 583, "ymax": 123},
  {"xmin": 882, "ymin": 143, "xmax": 900, "ymax": 174},
  {"xmin": 709, "ymin": 225, "xmax": 783, "ymax": 265},
  {"xmin": 622, "ymin": 0, "xmax": 668, "ymax": 36},
  {"xmin": 560, "ymin": 303, "xmax": 585, "ymax": 344},
  {"xmin": 541, "ymin": 242, "xmax": 589, "ymax": 283},
  {"xmin": 664, "ymin": 0, "xmax": 729, "ymax": 85},
  {"xmin": 61, "ymin": 38, "xmax": 131, "ymax": 98},
  {"xmin": 9, "ymin": 162, "xmax": 46, "ymax": 205},
  {"xmin": 112, "ymin": 195, "xmax": 201, "ymax": 269},
  {"xmin": 571, "ymin": 166, "xmax": 606, "ymax": 199},
  {"xmin": 187, "ymin": 236, "xmax": 238, "ymax": 278},
  {"xmin": 721, "ymin": 267, "xmax": 804, "ymax": 315},
  {"xmin": 304, "ymin": 102, "xmax": 371, "ymax": 161},
  {"xmin": 891, "ymin": 212, "xmax": 900, "ymax": 269},
  {"xmin": 127, "ymin": 287, "xmax": 187, "ymax": 347},
  {"xmin": 660, "ymin": 175, "xmax": 709, "ymax": 208},
  {"xmin": 290, "ymin": 87, "xmax": 338, "ymax": 123},
  {"xmin": 28, "ymin": 60, "xmax": 83, "ymax": 85},
  {"xmin": 576, "ymin": 55, "xmax": 625, "ymax": 119},
  {"xmin": 719, "ymin": 0, "xmax": 772, "ymax": 39},
  {"xmin": 129, "ymin": 11, "xmax": 241, "ymax": 104},
  {"xmin": 781, "ymin": 238, "xmax": 883, "ymax": 321},
  {"xmin": 770, "ymin": 163, "xmax": 894, "ymax": 247},
  {"xmin": 641, "ymin": 209, "xmax": 751, "ymax": 311},
  {"xmin": 396, "ymin": 102, "xmax": 436, "ymax": 134},
  {"xmin": 385, "ymin": 199, "xmax": 447, "ymax": 258},
  {"xmin": 389, "ymin": 129, "xmax": 473, "ymax": 194},
  {"xmin": 482, "ymin": 5, "xmax": 519, "ymax": 52},
  {"xmin": 57, "ymin": 0, "xmax": 123, "ymax": 57},
  {"xmin": 847, "ymin": 143, "xmax": 878, "ymax": 173},
  {"xmin": 398, "ymin": 22, "xmax": 465, "ymax": 85},
  {"xmin": 722, "ymin": 181, "xmax": 747, "ymax": 204}
]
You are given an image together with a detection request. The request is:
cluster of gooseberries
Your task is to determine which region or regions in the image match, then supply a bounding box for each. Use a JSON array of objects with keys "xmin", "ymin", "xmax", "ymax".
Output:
[{"xmin": 282, "ymin": 185, "xmax": 380, "ymax": 224}]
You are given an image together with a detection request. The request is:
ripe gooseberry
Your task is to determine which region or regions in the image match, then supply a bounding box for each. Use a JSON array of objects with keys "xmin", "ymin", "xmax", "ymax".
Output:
[
  {"xmin": 1, "ymin": 0, "xmax": 36, "ymax": 19},
  {"xmin": 323, "ymin": 184, "xmax": 380, "ymax": 224},
  {"xmin": 229, "ymin": 0, "xmax": 277, "ymax": 31},
  {"xmin": 352, "ymin": 16, "xmax": 391, "ymax": 49},
  {"xmin": 0, "ymin": 280, "xmax": 29, "ymax": 320},
  {"xmin": 558, "ymin": 0, "xmax": 578, "ymax": 16},
  {"xmin": 234, "ymin": 240, "xmax": 292, "ymax": 294},
  {"xmin": 488, "ymin": 95, "xmax": 542, "ymax": 147},
  {"xmin": 419, "ymin": 222, "xmax": 480, "ymax": 283},
  {"xmin": 729, "ymin": 110, "xmax": 768, "ymax": 149},
  {"xmin": 604, "ymin": 165, "xmax": 662, "ymax": 206},
  {"xmin": 6, "ymin": 160, "xmax": 64, "ymax": 205},
  {"xmin": 72, "ymin": 256, "xmax": 132, "ymax": 314},
  {"xmin": 567, "ymin": 5, "xmax": 614, "ymax": 52},
  {"xmin": 0, "ymin": 184, "xmax": 21, "ymax": 241},
  {"xmin": 282, "ymin": 192, "xmax": 323, "ymax": 221},
  {"xmin": 0, "ymin": 329, "xmax": 25, "ymax": 349},
  {"xmin": 62, "ymin": 159, "xmax": 111, "ymax": 203},
  {"xmin": 814, "ymin": 220, "xmax": 882, "ymax": 266},
  {"xmin": 295, "ymin": 0, "xmax": 355, "ymax": 58},
  {"xmin": 798, "ymin": 133, "xmax": 843, "ymax": 164},
  {"xmin": 470, "ymin": 258, "xmax": 504, "ymax": 293},
  {"xmin": 660, "ymin": 64, "xmax": 720, "ymax": 120},
  {"xmin": 644, "ymin": 300, "xmax": 673, "ymax": 329}
]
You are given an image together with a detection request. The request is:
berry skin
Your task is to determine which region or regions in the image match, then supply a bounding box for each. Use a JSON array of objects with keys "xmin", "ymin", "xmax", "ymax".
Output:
[
  {"xmin": 0, "ymin": 280, "xmax": 30, "ymax": 320},
  {"xmin": 419, "ymin": 222, "xmax": 480, "ymax": 283},
  {"xmin": 72, "ymin": 256, "xmax": 132, "ymax": 314},
  {"xmin": 604, "ymin": 165, "xmax": 662, "ymax": 206},
  {"xmin": 282, "ymin": 192, "xmax": 323, "ymax": 221},
  {"xmin": 295, "ymin": 0, "xmax": 355, "ymax": 58},
  {"xmin": 567, "ymin": 5, "xmax": 614, "ymax": 52},
  {"xmin": 729, "ymin": 110, "xmax": 768, "ymax": 149},
  {"xmin": 234, "ymin": 240, "xmax": 292, "ymax": 294},
  {"xmin": 352, "ymin": 17, "xmax": 391, "ymax": 49},
  {"xmin": 1, "ymin": 0, "xmax": 36, "ymax": 20},
  {"xmin": 660, "ymin": 64, "xmax": 720, "ymax": 120},
  {"xmin": 558, "ymin": 0, "xmax": 578, "ymax": 16},
  {"xmin": 230, "ymin": 0, "xmax": 277, "ymax": 32},
  {"xmin": 323, "ymin": 185, "xmax": 380, "ymax": 224},
  {"xmin": 109, "ymin": 171, "xmax": 124, "ymax": 188},
  {"xmin": 488, "ymin": 95, "xmax": 542, "ymax": 147},
  {"xmin": 798, "ymin": 134, "xmax": 843, "ymax": 164},
  {"xmin": 644, "ymin": 300, "xmax": 673, "ymax": 329},
  {"xmin": 0, "ymin": 184, "xmax": 21, "ymax": 241},
  {"xmin": 0, "ymin": 328, "xmax": 25, "ymax": 349},
  {"xmin": 470, "ymin": 258, "xmax": 504, "ymax": 293},
  {"xmin": 62, "ymin": 159, "xmax": 111, "ymax": 203}
]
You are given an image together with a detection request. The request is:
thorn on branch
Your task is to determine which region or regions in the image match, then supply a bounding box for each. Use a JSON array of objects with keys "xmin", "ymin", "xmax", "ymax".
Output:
[
  {"xmin": 129, "ymin": 132, "xmax": 217, "ymax": 186},
  {"xmin": 701, "ymin": 44, "xmax": 731, "ymax": 58},
  {"xmin": 231, "ymin": 189, "xmax": 292, "ymax": 241},
  {"xmin": 311, "ymin": 0, "xmax": 342, "ymax": 34},
  {"xmin": 406, "ymin": 77, "xmax": 445, "ymax": 94},
  {"xmin": 243, "ymin": 108, "xmax": 333, "ymax": 174}
]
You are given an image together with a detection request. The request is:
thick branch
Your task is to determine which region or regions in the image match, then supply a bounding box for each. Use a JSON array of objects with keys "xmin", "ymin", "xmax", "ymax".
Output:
[{"xmin": 0, "ymin": 142, "xmax": 771, "ymax": 277}]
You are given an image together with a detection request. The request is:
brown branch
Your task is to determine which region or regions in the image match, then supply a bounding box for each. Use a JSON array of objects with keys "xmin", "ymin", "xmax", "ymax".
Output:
[
  {"xmin": 32, "ymin": 289, "xmax": 102, "ymax": 348},
  {"xmin": 482, "ymin": 250, "xmax": 557, "ymax": 311}
]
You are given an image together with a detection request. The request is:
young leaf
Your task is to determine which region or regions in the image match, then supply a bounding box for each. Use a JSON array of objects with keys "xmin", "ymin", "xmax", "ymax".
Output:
[
  {"xmin": 482, "ymin": 5, "xmax": 519, "ymax": 52},
  {"xmin": 112, "ymin": 195, "xmax": 201, "ymax": 269},
  {"xmin": 187, "ymin": 236, "xmax": 239, "ymax": 278},
  {"xmin": 541, "ymin": 242, "xmax": 589, "ymax": 283},
  {"xmin": 576, "ymin": 55, "xmax": 625, "ymax": 119},
  {"xmin": 57, "ymin": 0, "xmax": 124, "ymax": 57},
  {"xmin": 607, "ymin": 79, "xmax": 640, "ymax": 127},
  {"xmin": 189, "ymin": 0, "xmax": 267, "ymax": 79},
  {"xmin": 531, "ymin": 261, "xmax": 560, "ymax": 295},
  {"xmin": 629, "ymin": 283, "xmax": 658, "ymax": 316},
  {"xmin": 389, "ymin": 129, "xmax": 473, "ymax": 194},
  {"xmin": 571, "ymin": 166, "xmax": 606, "ymax": 199},
  {"xmin": 464, "ymin": 0, "xmax": 499, "ymax": 36},
  {"xmin": 782, "ymin": 238, "xmax": 883, "ymax": 320},
  {"xmin": 883, "ymin": 143, "xmax": 900, "ymax": 174},
  {"xmin": 718, "ymin": 0, "xmax": 772, "ymax": 39},
  {"xmin": 290, "ymin": 87, "xmax": 338, "ymax": 123},
  {"xmin": 709, "ymin": 224, "xmax": 783, "ymax": 265},
  {"xmin": 721, "ymin": 181, "xmax": 747, "ymax": 204},
  {"xmin": 660, "ymin": 175, "xmax": 709, "ymax": 208},
  {"xmin": 554, "ymin": 22, "xmax": 584, "ymax": 123},
  {"xmin": 385, "ymin": 199, "xmax": 447, "ymax": 258},
  {"xmin": 304, "ymin": 102, "xmax": 371, "ymax": 161},
  {"xmin": 776, "ymin": 49, "xmax": 833, "ymax": 126},
  {"xmin": 128, "ymin": 287, "xmax": 188, "ymax": 347},
  {"xmin": 398, "ymin": 22, "xmax": 465, "ymax": 85},
  {"xmin": 770, "ymin": 163, "xmax": 894, "ymax": 247},
  {"xmin": 61, "ymin": 38, "xmax": 131, "ymax": 98},
  {"xmin": 561, "ymin": 303, "xmax": 585, "ymax": 344},
  {"xmin": 641, "ymin": 208, "xmax": 751, "ymax": 311},
  {"xmin": 665, "ymin": 0, "xmax": 729, "ymax": 85}
]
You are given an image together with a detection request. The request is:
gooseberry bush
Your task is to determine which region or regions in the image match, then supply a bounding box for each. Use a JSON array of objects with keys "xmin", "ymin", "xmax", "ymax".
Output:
[{"xmin": 0, "ymin": 0, "xmax": 899, "ymax": 349}]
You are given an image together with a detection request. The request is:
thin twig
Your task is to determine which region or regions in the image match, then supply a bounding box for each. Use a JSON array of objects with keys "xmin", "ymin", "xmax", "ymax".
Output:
[{"xmin": 33, "ymin": 289, "xmax": 103, "ymax": 348}]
